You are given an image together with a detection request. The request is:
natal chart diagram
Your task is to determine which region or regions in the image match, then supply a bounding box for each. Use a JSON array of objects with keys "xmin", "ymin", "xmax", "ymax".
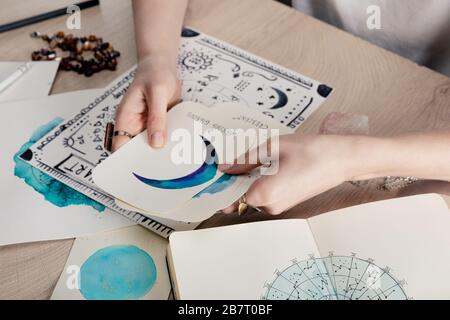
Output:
[{"xmin": 263, "ymin": 253, "xmax": 409, "ymax": 300}]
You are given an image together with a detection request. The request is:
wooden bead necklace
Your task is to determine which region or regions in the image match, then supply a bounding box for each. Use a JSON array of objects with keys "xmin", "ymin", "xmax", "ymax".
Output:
[{"xmin": 30, "ymin": 31, "xmax": 120, "ymax": 77}]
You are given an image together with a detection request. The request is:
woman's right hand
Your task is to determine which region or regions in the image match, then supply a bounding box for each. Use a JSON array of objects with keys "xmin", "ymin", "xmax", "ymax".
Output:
[{"xmin": 112, "ymin": 56, "xmax": 181, "ymax": 152}]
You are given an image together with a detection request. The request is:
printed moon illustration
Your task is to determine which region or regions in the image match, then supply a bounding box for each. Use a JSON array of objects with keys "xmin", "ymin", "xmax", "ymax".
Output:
[
  {"xmin": 270, "ymin": 87, "xmax": 288, "ymax": 109},
  {"xmin": 133, "ymin": 136, "xmax": 218, "ymax": 189}
]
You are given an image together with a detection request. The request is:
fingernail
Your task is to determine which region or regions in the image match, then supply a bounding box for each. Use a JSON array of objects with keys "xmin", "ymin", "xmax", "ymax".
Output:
[
  {"xmin": 218, "ymin": 164, "xmax": 233, "ymax": 172},
  {"xmin": 151, "ymin": 131, "xmax": 164, "ymax": 148}
]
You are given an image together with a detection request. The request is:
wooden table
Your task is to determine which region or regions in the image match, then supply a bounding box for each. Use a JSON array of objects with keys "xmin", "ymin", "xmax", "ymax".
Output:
[{"xmin": 0, "ymin": 0, "xmax": 449, "ymax": 299}]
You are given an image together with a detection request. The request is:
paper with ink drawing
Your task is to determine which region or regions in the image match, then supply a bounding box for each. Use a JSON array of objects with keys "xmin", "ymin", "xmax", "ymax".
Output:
[
  {"xmin": 0, "ymin": 61, "xmax": 59, "ymax": 102},
  {"xmin": 111, "ymin": 102, "xmax": 295, "ymax": 222},
  {"xmin": 23, "ymin": 27, "xmax": 332, "ymax": 227},
  {"xmin": 51, "ymin": 225, "xmax": 171, "ymax": 300},
  {"xmin": 0, "ymin": 90, "xmax": 135, "ymax": 246},
  {"xmin": 93, "ymin": 102, "xmax": 261, "ymax": 217}
]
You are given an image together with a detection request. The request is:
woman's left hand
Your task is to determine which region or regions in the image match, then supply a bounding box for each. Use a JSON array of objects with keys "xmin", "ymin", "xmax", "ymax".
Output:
[{"xmin": 219, "ymin": 134, "xmax": 370, "ymax": 215}]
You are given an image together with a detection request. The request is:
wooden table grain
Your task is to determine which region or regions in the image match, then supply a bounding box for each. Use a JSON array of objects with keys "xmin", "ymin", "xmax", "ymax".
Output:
[{"xmin": 0, "ymin": 0, "xmax": 449, "ymax": 299}]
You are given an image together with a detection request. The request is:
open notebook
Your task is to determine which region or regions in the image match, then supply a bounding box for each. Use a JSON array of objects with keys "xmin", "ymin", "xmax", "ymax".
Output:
[{"xmin": 167, "ymin": 194, "xmax": 450, "ymax": 300}]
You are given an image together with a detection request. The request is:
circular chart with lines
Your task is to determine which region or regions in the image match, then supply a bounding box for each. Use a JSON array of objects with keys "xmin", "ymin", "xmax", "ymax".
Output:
[{"xmin": 263, "ymin": 254, "xmax": 408, "ymax": 300}]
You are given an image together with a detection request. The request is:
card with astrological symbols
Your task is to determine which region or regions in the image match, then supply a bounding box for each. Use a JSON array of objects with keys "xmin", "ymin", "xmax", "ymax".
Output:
[
  {"xmin": 20, "ymin": 27, "xmax": 332, "ymax": 236},
  {"xmin": 178, "ymin": 27, "xmax": 333, "ymax": 130}
]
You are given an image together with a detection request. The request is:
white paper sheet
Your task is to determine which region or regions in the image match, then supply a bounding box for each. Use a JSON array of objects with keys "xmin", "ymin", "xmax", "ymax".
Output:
[
  {"xmin": 169, "ymin": 220, "xmax": 319, "ymax": 299},
  {"xmin": 0, "ymin": 90, "xmax": 134, "ymax": 246},
  {"xmin": 0, "ymin": 61, "xmax": 59, "ymax": 102},
  {"xmin": 51, "ymin": 225, "xmax": 171, "ymax": 300}
]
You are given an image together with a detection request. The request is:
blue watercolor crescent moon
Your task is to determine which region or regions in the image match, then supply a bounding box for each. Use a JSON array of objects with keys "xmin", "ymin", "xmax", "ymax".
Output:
[
  {"xmin": 270, "ymin": 87, "xmax": 288, "ymax": 109},
  {"xmin": 133, "ymin": 136, "xmax": 218, "ymax": 190}
]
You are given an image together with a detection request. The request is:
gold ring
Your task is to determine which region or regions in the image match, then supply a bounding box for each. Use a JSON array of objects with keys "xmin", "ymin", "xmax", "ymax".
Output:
[{"xmin": 238, "ymin": 194, "xmax": 249, "ymax": 216}]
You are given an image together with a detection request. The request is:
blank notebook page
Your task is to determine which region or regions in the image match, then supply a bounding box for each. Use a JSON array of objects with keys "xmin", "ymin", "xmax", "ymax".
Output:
[{"xmin": 169, "ymin": 219, "xmax": 318, "ymax": 300}]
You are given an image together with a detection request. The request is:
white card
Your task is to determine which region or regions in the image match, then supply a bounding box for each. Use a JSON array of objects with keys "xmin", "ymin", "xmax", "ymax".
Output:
[
  {"xmin": 112, "ymin": 103, "xmax": 295, "ymax": 222},
  {"xmin": 94, "ymin": 102, "xmax": 263, "ymax": 217},
  {"xmin": 93, "ymin": 102, "xmax": 259, "ymax": 215}
]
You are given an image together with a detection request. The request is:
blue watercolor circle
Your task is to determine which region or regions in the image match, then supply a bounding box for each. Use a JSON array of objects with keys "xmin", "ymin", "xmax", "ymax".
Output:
[{"xmin": 79, "ymin": 245, "xmax": 157, "ymax": 300}]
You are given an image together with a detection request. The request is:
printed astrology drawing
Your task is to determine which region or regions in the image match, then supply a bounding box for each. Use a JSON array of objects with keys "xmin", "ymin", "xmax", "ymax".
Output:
[
  {"xmin": 263, "ymin": 253, "xmax": 409, "ymax": 300},
  {"xmin": 22, "ymin": 27, "xmax": 333, "ymax": 237},
  {"xmin": 179, "ymin": 28, "xmax": 333, "ymax": 129}
]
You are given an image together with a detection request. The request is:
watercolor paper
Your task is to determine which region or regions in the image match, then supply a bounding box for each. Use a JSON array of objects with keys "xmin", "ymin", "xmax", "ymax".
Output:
[
  {"xmin": 93, "ymin": 102, "xmax": 263, "ymax": 219},
  {"xmin": 111, "ymin": 102, "xmax": 295, "ymax": 222},
  {"xmin": 51, "ymin": 225, "xmax": 171, "ymax": 300}
]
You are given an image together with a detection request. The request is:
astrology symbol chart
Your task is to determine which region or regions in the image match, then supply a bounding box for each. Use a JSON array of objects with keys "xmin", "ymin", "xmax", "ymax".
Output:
[
  {"xmin": 22, "ymin": 28, "xmax": 333, "ymax": 236},
  {"xmin": 178, "ymin": 28, "xmax": 333, "ymax": 129},
  {"xmin": 262, "ymin": 253, "xmax": 409, "ymax": 300}
]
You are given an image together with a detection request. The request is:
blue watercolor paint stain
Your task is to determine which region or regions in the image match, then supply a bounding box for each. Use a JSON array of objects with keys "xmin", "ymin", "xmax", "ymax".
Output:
[
  {"xmin": 133, "ymin": 159, "xmax": 218, "ymax": 189},
  {"xmin": 13, "ymin": 118, "xmax": 105, "ymax": 212},
  {"xmin": 79, "ymin": 245, "xmax": 157, "ymax": 300},
  {"xmin": 133, "ymin": 136, "xmax": 218, "ymax": 190},
  {"xmin": 193, "ymin": 173, "xmax": 237, "ymax": 198}
]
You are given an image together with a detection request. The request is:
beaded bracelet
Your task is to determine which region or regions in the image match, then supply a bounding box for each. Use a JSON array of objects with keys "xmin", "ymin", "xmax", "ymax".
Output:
[{"xmin": 30, "ymin": 31, "xmax": 120, "ymax": 77}]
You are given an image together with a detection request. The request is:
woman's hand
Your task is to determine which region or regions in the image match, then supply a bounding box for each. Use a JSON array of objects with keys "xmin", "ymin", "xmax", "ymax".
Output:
[
  {"xmin": 219, "ymin": 130, "xmax": 450, "ymax": 215},
  {"xmin": 112, "ymin": 57, "xmax": 181, "ymax": 151},
  {"xmin": 219, "ymin": 134, "xmax": 362, "ymax": 215},
  {"xmin": 112, "ymin": 0, "xmax": 188, "ymax": 151}
]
